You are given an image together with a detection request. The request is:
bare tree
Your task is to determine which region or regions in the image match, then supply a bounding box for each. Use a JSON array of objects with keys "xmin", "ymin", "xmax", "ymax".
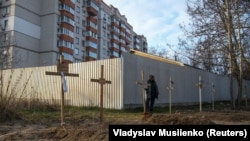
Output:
[
  {"xmin": 148, "ymin": 45, "xmax": 171, "ymax": 59},
  {"xmin": 0, "ymin": 27, "xmax": 27, "ymax": 121},
  {"xmin": 178, "ymin": 0, "xmax": 250, "ymax": 109}
]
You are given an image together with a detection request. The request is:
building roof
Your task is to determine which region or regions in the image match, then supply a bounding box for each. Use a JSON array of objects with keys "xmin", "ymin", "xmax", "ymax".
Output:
[{"xmin": 129, "ymin": 49, "xmax": 184, "ymax": 67}]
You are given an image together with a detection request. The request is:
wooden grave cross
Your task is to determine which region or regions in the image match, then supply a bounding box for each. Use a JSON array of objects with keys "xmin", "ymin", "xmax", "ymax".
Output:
[
  {"xmin": 211, "ymin": 83, "xmax": 215, "ymax": 111},
  {"xmin": 166, "ymin": 76, "xmax": 174, "ymax": 114},
  {"xmin": 90, "ymin": 65, "xmax": 111, "ymax": 122},
  {"xmin": 136, "ymin": 70, "xmax": 147, "ymax": 114},
  {"xmin": 244, "ymin": 85, "xmax": 248, "ymax": 107},
  {"xmin": 45, "ymin": 55, "xmax": 79, "ymax": 125},
  {"xmin": 195, "ymin": 76, "xmax": 205, "ymax": 112}
]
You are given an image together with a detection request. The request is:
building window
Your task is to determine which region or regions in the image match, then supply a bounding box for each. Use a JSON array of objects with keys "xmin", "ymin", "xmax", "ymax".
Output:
[
  {"xmin": 59, "ymin": 40, "xmax": 73, "ymax": 49},
  {"xmin": 108, "ymin": 16, "xmax": 111, "ymax": 22},
  {"xmin": 82, "ymin": 30, "xmax": 85, "ymax": 36},
  {"xmin": 87, "ymin": 41, "xmax": 97, "ymax": 49},
  {"xmin": 74, "ymin": 48, "xmax": 79, "ymax": 55},
  {"xmin": 4, "ymin": 33, "xmax": 8, "ymax": 41},
  {"xmin": 103, "ymin": 39, "xmax": 106, "ymax": 46},
  {"xmin": 62, "ymin": 52, "xmax": 74, "ymax": 61},
  {"xmin": 87, "ymin": 31, "xmax": 97, "ymax": 39},
  {"xmin": 1, "ymin": 7, "xmax": 10, "ymax": 17},
  {"xmin": 76, "ymin": 26, "xmax": 79, "ymax": 34},
  {"xmin": 75, "ymin": 59, "xmax": 81, "ymax": 63},
  {"xmin": 59, "ymin": 27, "xmax": 74, "ymax": 38},
  {"xmin": 82, "ymin": 20, "xmax": 85, "ymax": 26},
  {"xmin": 4, "ymin": 20, "xmax": 8, "ymax": 29},
  {"xmin": 82, "ymin": 40, "xmax": 85, "ymax": 47},
  {"xmin": 103, "ymin": 23, "xmax": 106, "ymax": 29},
  {"xmin": 87, "ymin": 21, "xmax": 97, "ymax": 29},
  {"xmin": 88, "ymin": 51, "xmax": 97, "ymax": 59},
  {"xmin": 112, "ymin": 51, "xmax": 119, "ymax": 57},
  {"xmin": 82, "ymin": 50, "xmax": 85, "ymax": 60},
  {"xmin": 60, "ymin": 4, "xmax": 74, "ymax": 15},
  {"xmin": 107, "ymin": 42, "xmax": 110, "ymax": 48},
  {"xmin": 112, "ymin": 42, "xmax": 119, "ymax": 49},
  {"xmin": 75, "ymin": 37, "xmax": 79, "ymax": 45},
  {"xmin": 103, "ymin": 31, "xmax": 106, "ymax": 37},
  {"xmin": 82, "ymin": 10, "xmax": 86, "ymax": 15},
  {"xmin": 107, "ymin": 50, "xmax": 110, "ymax": 56},
  {"xmin": 60, "ymin": 16, "xmax": 74, "ymax": 26},
  {"xmin": 76, "ymin": 16, "xmax": 80, "ymax": 24},
  {"xmin": 76, "ymin": 6, "xmax": 80, "ymax": 13}
]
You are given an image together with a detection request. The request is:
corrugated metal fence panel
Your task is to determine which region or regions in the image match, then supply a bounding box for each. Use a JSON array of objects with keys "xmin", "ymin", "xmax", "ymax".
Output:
[
  {"xmin": 2, "ymin": 58, "xmax": 123, "ymax": 109},
  {"xmin": 65, "ymin": 58, "xmax": 123, "ymax": 109},
  {"xmin": 2, "ymin": 65, "xmax": 61, "ymax": 104},
  {"xmin": 122, "ymin": 53, "xmax": 245, "ymax": 107}
]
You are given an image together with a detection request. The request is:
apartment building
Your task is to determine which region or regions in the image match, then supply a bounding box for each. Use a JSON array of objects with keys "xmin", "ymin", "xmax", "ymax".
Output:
[{"xmin": 0, "ymin": 0, "xmax": 148, "ymax": 68}]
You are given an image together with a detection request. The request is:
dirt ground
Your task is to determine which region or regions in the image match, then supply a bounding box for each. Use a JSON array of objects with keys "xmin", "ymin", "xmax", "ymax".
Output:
[{"xmin": 1, "ymin": 110, "xmax": 250, "ymax": 141}]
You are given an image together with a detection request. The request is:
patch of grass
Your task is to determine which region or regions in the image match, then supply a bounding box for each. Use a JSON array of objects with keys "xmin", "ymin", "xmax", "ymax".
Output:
[
  {"xmin": 19, "ymin": 105, "xmax": 145, "ymax": 123},
  {"xmin": 20, "ymin": 105, "xmax": 60, "ymax": 123},
  {"xmin": 14, "ymin": 100, "xmax": 250, "ymax": 124}
]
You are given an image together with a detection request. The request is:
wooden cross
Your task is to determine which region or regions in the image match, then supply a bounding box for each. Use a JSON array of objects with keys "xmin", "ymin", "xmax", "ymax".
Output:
[
  {"xmin": 90, "ymin": 65, "xmax": 111, "ymax": 122},
  {"xmin": 195, "ymin": 76, "xmax": 205, "ymax": 112},
  {"xmin": 167, "ymin": 76, "xmax": 174, "ymax": 114},
  {"xmin": 211, "ymin": 83, "xmax": 215, "ymax": 111},
  {"xmin": 136, "ymin": 70, "xmax": 147, "ymax": 114},
  {"xmin": 244, "ymin": 85, "xmax": 248, "ymax": 107},
  {"xmin": 45, "ymin": 55, "xmax": 79, "ymax": 125}
]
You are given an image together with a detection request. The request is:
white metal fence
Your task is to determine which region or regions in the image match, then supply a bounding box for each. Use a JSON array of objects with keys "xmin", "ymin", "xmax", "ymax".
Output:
[
  {"xmin": 1, "ymin": 52, "xmax": 250, "ymax": 109},
  {"xmin": 1, "ymin": 58, "xmax": 123, "ymax": 109}
]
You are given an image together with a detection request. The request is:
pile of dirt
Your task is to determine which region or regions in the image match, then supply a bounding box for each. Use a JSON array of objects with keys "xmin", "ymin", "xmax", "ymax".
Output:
[
  {"xmin": 1, "ymin": 111, "xmax": 250, "ymax": 141},
  {"xmin": 0, "ymin": 121, "xmax": 109, "ymax": 141},
  {"xmin": 142, "ymin": 113, "xmax": 215, "ymax": 125}
]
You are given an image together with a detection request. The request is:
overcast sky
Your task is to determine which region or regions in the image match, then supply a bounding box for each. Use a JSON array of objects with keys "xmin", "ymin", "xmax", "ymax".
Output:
[{"xmin": 103, "ymin": 0, "xmax": 189, "ymax": 49}]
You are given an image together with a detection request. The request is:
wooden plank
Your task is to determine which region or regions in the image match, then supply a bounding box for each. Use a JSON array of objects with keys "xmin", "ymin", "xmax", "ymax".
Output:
[
  {"xmin": 45, "ymin": 71, "xmax": 79, "ymax": 77},
  {"xmin": 57, "ymin": 63, "xmax": 69, "ymax": 73}
]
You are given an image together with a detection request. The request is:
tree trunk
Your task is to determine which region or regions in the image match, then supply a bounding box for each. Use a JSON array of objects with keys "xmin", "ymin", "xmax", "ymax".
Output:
[{"xmin": 226, "ymin": 0, "xmax": 235, "ymax": 109}]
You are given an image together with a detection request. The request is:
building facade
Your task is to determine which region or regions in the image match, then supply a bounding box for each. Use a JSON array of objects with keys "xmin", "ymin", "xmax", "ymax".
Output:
[{"xmin": 0, "ymin": 0, "xmax": 148, "ymax": 68}]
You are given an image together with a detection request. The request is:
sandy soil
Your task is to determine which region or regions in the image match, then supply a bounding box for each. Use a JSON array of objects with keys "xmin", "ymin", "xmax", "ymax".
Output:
[{"xmin": 1, "ymin": 110, "xmax": 250, "ymax": 141}]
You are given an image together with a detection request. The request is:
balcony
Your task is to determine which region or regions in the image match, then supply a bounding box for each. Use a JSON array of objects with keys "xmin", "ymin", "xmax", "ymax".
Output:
[
  {"xmin": 87, "ymin": 16, "xmax": 98, "ymax": 24},
  {"xmin": 85, "ymin": 56, "xmax": 96, "ymax": 61},
  {"xmin": 87, "ymin": 7, "xmax": 98, "ymax": 16},
  {"xmin": 59, "ymin": 46, "xmax": 74, "ymax": 55},
  {"xmin": 86, "ymin": 26, "xmax": 98, "ymax": 34},
  {"xmin": 109, "ymin": 46, "xmax": 119, "ymax": 52},
  {"xmin": 86, "ymin": 36, "xmax": 97, "ymax": 43},
  {"xmin": 85, "ymin": 49, "xmax": 97, "ymax": 61}
]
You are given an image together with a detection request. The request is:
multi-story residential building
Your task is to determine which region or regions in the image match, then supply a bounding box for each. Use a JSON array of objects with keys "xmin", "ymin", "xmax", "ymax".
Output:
[
  {"xmin": 133, "ymin": 34, "xmax": 148, "ymax": 53},
  {"xmin": 0, "ymin": 0, "xmax": 147, "ymax": 68}
]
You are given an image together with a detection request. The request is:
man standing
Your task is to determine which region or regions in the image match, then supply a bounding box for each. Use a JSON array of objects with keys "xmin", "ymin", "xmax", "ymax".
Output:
[{"xmin": 145, "ymin": 74, "xmax": 159, "ymax": 115}]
